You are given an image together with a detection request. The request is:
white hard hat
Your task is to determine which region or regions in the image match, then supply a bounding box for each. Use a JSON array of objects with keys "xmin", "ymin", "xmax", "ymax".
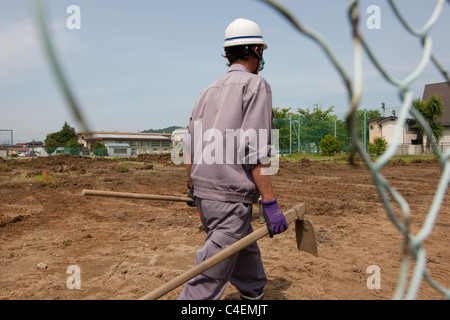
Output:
[{"xmin": 223, "ymin": 18, "xmax": 268, "ymax": 50}]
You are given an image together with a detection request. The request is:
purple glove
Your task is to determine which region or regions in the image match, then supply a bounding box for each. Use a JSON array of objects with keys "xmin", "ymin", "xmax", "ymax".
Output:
[
  {"xmin": 261, "ymin": 197, "xmax": 288, "ymax": 237},
  {"xmin": 186, "ymin": 182, "xmax": 196, "ymax": 207},
  {"xmin": 187, "ymin": 189, "xmax": 196, "ymax": 207}
]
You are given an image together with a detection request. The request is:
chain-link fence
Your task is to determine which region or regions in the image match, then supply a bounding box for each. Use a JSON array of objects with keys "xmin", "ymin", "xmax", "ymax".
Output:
[
  {"xmin": 261, "ymin": 0, "xmax": 450, "ymax": 299},
  {"xmin": 274, "ymin": 116, "xmax": 354, "ymax": 155},
  {"xmin": 32, "ymin": 0, "xmax": 450, "ymax": 299}
]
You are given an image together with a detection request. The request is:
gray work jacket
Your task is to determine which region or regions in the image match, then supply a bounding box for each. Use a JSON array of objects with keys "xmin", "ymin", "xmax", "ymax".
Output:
[{"xmin": 184, "ymin": 64, "xmax": 275, "ymax": 204}]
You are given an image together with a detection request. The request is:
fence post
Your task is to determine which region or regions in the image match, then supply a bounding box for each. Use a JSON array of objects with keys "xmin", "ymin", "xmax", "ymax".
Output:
[
  {"xmin": 298, "ymin": 114, "xmax": 301, "ymax": 153},
  {"xmin": 289, "ymin": 117, "xmax": 292, "ymax": 154}
]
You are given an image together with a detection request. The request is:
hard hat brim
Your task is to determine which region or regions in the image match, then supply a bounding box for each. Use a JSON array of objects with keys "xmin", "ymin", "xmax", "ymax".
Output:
[{"xmin": 223, "ymin": 36, "xmax": 268, "ymax": 50}]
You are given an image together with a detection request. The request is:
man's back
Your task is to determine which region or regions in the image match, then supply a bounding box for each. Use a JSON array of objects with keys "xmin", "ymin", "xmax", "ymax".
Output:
[{"xmin": 186, "ymin": 64, "xmax": 273, "ymax": 204}]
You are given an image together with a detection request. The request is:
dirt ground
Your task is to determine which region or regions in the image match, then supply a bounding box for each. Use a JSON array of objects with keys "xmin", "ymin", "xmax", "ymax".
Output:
[{"xmin": 0, "ymin": 153, "xmax": 448, "ymax": 300}]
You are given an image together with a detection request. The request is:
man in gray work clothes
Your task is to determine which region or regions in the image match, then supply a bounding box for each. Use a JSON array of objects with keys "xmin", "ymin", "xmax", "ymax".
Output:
[{"xmin": 178, "ymin": 18, "xmax": 288, "ymax": 300}]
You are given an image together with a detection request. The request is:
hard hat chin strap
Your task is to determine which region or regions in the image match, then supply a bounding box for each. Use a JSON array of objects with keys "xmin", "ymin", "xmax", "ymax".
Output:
[{"xmin": 251, "ymin": 46, "xmax": 264, "ymax": 74}]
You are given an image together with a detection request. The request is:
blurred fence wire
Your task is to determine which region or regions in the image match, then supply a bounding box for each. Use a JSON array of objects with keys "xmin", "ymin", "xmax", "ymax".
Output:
[
  {"xmin": 32, "ymin": 0, "xmax": 449, "ymax": 299},
  {"xmin": 260, "ymin": 0, "xmax": 450, "ymax": 299},
  {"xmin": 32, "ymin": 0, "xmax": 91, "ymax": 133}
]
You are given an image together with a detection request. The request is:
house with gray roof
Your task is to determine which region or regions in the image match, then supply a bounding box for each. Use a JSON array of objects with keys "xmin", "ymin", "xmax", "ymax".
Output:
[{"xmin": 368, "ymin": 81, "xmax": 450, "ymax": 155}]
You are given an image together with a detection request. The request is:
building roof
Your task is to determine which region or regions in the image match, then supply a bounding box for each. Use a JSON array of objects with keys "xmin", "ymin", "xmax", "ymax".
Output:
[
  {"xmin": 367, "ymin": 116, "xmax": 416, "ymax": 125},
  {"xmin": 368, "ymin": 116, "xmax": 396, "ymax": 124},
  {"xmin": 422, "ymin": 81, "xmax": 450, "ymax": 126},
  {"xmin": 81, "ymin": 133, "xmax": 170, "ymax": 141}
]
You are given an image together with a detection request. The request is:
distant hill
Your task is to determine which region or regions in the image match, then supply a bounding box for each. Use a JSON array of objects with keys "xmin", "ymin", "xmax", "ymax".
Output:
[{"xmin": 141, "ymin": 126, "xmax": 184, "ymax": 134}]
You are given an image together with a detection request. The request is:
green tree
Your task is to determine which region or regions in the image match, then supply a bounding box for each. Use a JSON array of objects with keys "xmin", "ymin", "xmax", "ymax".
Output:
[
  {"xmin": 274, "ymin": 105, "xmax": 355, "ymax": 153},
  {"xmin": 273, "ymin": 107, "xmax": 297, "ymax": 152},
  {"xmin": 412, "ymin": 94, "xmax": 444, "ymax": 155},
  {"xmin": 297, "ymin": 105, "xmax": 349, "ymax": 149},
  {"xmin": 330, "ymin": 114, "xmax": 350, "ymax": 151},
  {"xmin": 368, "ymin": 137, "xmax": 388, "ymax": 156},
  {"xmin": 44, "ymin": 122, "xmax": 78, "ymax": 155},
  {"xmin": 46, "ymin": 122, "xmax": 77, "ymax": 145},
  {"xmin": 90, "ymin": 141, "xmax": 108, "ymax": 156},
  {"xmin": 59, "ymin": 122, "xmax": 78, "ymax": 143},
  {"xmin": 44, "ymin": 138, "xmax": 58, "ymax": 155},
  {"xmin": 319, "ymin": 134, "xmax": 342, "ymax": 155}
]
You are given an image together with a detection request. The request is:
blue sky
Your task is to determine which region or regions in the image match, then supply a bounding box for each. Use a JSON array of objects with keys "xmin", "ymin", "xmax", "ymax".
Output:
[{"xmin": 1, "ymin": 0, "xmax": 449, "ymax": 143}]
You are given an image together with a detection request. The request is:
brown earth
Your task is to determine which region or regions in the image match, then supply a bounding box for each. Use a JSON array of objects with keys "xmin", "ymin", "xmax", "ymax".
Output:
[{"xmin": 0, "ymin": 153, "xmax": 448, "ymax": 300}]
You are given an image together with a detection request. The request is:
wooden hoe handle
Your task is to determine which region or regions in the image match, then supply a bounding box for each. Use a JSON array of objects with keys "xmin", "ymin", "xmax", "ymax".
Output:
[
  {"xmin": 139, "ymin": 203, "xmax": 304, "ymax": 300},
  {"xmin": 82, "ymin": 189, "xmax": 193, "ymax": 202}
]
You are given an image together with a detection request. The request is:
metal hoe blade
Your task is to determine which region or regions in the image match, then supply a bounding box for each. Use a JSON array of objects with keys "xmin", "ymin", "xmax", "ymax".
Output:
[{"xmin": 295, "ymin": 219, "xmax": 318, "ymax": 257}]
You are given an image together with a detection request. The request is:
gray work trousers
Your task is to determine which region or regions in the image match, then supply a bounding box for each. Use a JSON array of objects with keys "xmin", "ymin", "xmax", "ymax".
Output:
[{"xmin": 177, "ymin": 198, "xmax": 267, "ymax": 300}]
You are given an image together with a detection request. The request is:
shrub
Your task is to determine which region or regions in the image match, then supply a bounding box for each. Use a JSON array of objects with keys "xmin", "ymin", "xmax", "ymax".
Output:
[
  {"xmin": 368, "ymin": 137, "xmax": 388, "ymax": 156},
  {"xmin": 319, "ymin": 134, "xmax": 342, "ymax": 156}
]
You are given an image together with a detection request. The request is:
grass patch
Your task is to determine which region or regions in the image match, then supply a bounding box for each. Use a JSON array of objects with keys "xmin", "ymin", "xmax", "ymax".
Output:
[
  {"xmin": 116, "ymin": 165, "xmax": 129, "ymax": 172},
  {"xmin": 119, "ymin": 160, "xmax": 145, "ymax": 165},
  {"xmin": 388, "ymin": 155, "xmax": 439, "ymax": 163},
  {"xmin": 282, "ymin": 152, "xmax": 438, "ymax": 164},
  {"xmin": 0, "ymin": 163, "xmax": 11, "ymax": 172},
  {"xmin": 282, "ymin": 152, "xmax": 348, "ymax": 162},
  {"xmin": 34, "ymin": 173, "xmax": 56, "ymax": 182}
]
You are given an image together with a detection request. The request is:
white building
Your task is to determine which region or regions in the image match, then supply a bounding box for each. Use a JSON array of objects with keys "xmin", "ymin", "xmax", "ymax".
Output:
[
  {"xmin": 105, "ymin": 143, "xmax": 131, "ymax": 156},
  {"xmin": 368, "ymin": 81, "xmax": 450, "ymax": 155},
  {"xmin": 77, "ymin": 131, "xmax": 172, "ymax": 156},
  {"xmin": 368, "ymin": 116, "xmax": 423, "ymax": 156}
]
